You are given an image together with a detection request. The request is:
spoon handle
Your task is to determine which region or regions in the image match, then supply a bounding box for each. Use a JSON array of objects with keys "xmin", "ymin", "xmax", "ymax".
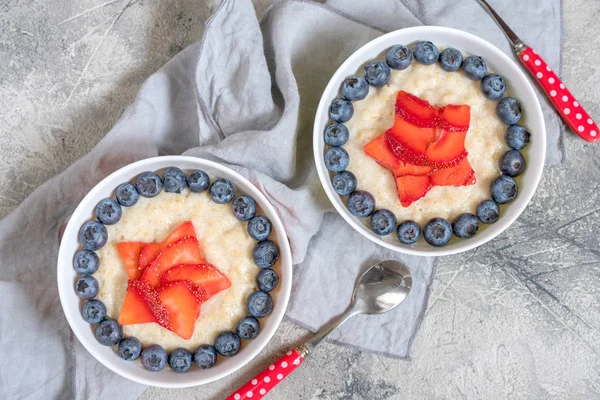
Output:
[
  {"xmin": 225, "ymin": 349, "xmax": 305, "ymax": 400},
  {"xmin": 518, "ymin": 47, "xmax": 599, "ymax": 142}
]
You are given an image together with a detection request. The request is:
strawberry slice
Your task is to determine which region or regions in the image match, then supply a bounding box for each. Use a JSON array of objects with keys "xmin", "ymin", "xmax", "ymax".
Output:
[
  {"xmin": 116, "ymin": 242, "xmax": 146, "ymax": 280},
  {"xmin": 138, "ymin": 221, "xmax": 197, "ymax": 270},
  {"xmin": 425, "ymin": 129, "xmax": 468, "ymax": 164},
  {"xmin": 388, "ymin": 112, "xmax": 437, "ymax": 154},
  {"xmin": 138, "ymin": 244, "xmax": 161, "ymax": 272},
  {"xmin": 118, "ymin": 280, "xmax": 170, "ymax": 328},
  {"xmin": 141, "ymin": 236, "xmax": 205, "ymax": 287},
  {"xmin": 430, "ymin": 157, "xmax": 476, "ymax": 187},
  {"xmin": 160, "ymin": 264, "xmax": 232, "ymax": 297},
  {"xmin": 439, "ymin": 104, "xmax": 470, "ymax": 132},
  {"xmin": 394, "ymin": 175, "xmax": 432, "ymax": 207},
  {"xmin": 158, "ymin": 280, "xmax": 206, "ymax": 340},
  {"xmin": 364, "ymin": 135, "xmax": 433, "ymax": 176},
  {"xmin": 394, "ymin": 91, "xmax": 439, "ymax": 128}
]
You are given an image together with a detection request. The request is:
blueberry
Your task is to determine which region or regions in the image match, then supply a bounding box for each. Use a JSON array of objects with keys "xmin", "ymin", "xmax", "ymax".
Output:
[
  {"xmin": 452, "ymin": 213, "xmax": 479, "ymax": 239},
  {"xmin": 232, "ymin": 195, "xmax": 257, "ymax": 221},
  {"xmin": 342, "ymin": 76, "xmax": 369, "ymax": 101},
  {"xmin": 95, "ymin": 199, "xmax": 122, "ymax": 225},
  {"xmin": 324, "ymin": 147, "xmax": 349, "ymax": 173},
  {"xmin": 193, "ymin": 345, "xmax": 218, "ymax": 369},
  {"xmin": 396, "ymin": 220, "xmax": 421, "ymax": 245},
  {"xmin": 136, "ymin": 171, "xmax": 163, "ymax": 198},
  {"xmin": 462, "ymin": 55, "xmax": 487, "ymax": 80},
  {"xmin": 505, "ymin": 125, "xmax": 530, "ymax": 150},
  {"xmin": 324, "ymin": 123, "xmax": 349, "ymax": 147},
  {"xmin": 247, "ymin": 215, "xmax": 272, "ymax": 241},
  {"xmin": 329, "ymin": 99, "xmax": 354, "ymax": 123},
  {"xmin": 140, "ymin": 345, "xmax": 168, "ymax": 371},
  {"xmin": 187, "ymin": 170, "xmax": 210, "ymax": 192},
  {"xmin": 423, "ymin": 218, "xmax": 452, "ymax": 247},
  {"xmin": 236, "ymin": 316, "xmax": 261, "ymax": 340},
  {"xmin": 209, "ymin": 179, "xmax": 235, "ymax": 203},
  {"xmin": 82, "ymin": 299, "xmax": 106, "ymax": 324},
  {"xmin": 246, "ymin": 291, "xmax": 273, "ymax": 318},
  {"xmin": 163, "ymin": 167, "xmax": 187, "ymax": 193},
  {"xmin": 252, "ymin": 240, "xmax": 279, "ymax": 268},
  {"xmin": 496, "ymin": 97, "xmax": 522, "ymax": 125},
  {"xmin": 413, "ymin": 41, "xmax": 439, "ymax": 65},
  {"xmin": 347, "ymin": 190, "xmax": 375, "ymax": 218},
  {"xmin": 115, "ymin": 183, "xmax": 139, "ymax": 207},
  {"xmin": 370, "ymin": 209, "xmax": 397, "ymax": 235},
  {"xmin": 490, "ymin": 175, "xmax": 518, "ymax": 204},
  {"xmin": 332, "ymin": 171, "xmax": 357, "ymax": 196},
  {"xmin": 118, "ymin": 337, "xmax": 142, "ymax": 361},
  {"xmin": 438, "ymin": 47, "xmax": 463, "ymax": 72},
  {"xmin": 386, "ymin": 45, "xmax": 412, "ymax": 70},
  {"xmin": 499, "ymin": 150, "xmax": 526, "ymax": 177},
  {"xmin": 73, "ymin": 250, "xmax": 99, "ymax": 274},
  {"xmin": 169, "ymin": 348, "xmax": 193, "ymax": 373},
  {"xmin": 363, "ymin": 61, "xmax": 391, "ymax": 87},
  {"xmin": 256, "ymin": 268, "xmax": 279, "ymax": 292},
  {"xmin": 75, "ymin": 275, "xmax": 99, "ymax": 300},
  {"xmin": 79, "ymin": 221, "xmax": 107, "ymax": 251},
  {"xmin": 214, "ymin": 331, "xmax": 241, "ymax": 357},
  {"xmin": 95, "ymin": 319, "xmax": 123, "ymax": 346},
  {"xmin": 481, "ymin": 74, "xmax": 506, "ymax": 100},
  {"xmin": 476, "ymin": 200, "xmax": 500, "ymax": 224}
]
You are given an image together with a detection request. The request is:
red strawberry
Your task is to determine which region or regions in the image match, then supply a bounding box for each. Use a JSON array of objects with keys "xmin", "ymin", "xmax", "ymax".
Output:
[
  {"xmin": 438, "ymin": 104, "xmax": 470, "ymax": 132},
  {"xmin": 364, "ymin": 135, "xmax": 433, "ymax": 176},
  {"xmin": 394, "ymin": 175, "xmax": 432, "ymax": 207},
  {"xmin": 116, "ymin": 242, "xmax": 146, "ymax": 280},
  {"xmin": 138, "ymin": 221, "xmax": 197, "ymax": 270},
  {"xmin": 394, "ymin": 91, "xmax": 439, "ymax": 128},
  {"xmin": 118, "ymin": 279, "xmax": 170, "ymax": 328},
  {"xmin": 387, "ymin": 112, "xmax": 437, "ymax": 154},
  {"xmin": 430, "ymin": 157, "xmax": 476, "ymax": 186},
  {"xmin": 158, "ymin": 280, "xmax": 206, "ymax": 340},
  {"xmin": 141, "ymin": 236, "xmax": 205, "ymax": 287},
  {"xmin": 425, "ymin": 129, "xmax": 468, "ymax": 165},
  {"xmin": 160, "ymin": 264, "xmax": 232, "ymax": 297}
]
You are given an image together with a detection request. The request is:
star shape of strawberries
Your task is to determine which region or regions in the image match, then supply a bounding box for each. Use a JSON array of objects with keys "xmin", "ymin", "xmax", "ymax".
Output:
[
  {"xmin": 364, "ymin": 91, "xmax": 476, "ymax": 207},
  {"xmin": 115, "ymin": 221, "xmax": 231, "ymax": 340}
]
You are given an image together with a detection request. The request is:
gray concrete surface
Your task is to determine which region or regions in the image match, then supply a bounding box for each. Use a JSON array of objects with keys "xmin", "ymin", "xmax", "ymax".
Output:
[{"xmin": 2, "ymin": 0, "xmax": 600, "ymax": 399}]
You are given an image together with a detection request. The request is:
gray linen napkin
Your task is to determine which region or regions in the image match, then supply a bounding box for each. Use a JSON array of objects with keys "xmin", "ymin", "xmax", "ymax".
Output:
[{"xmin": 0, "ymin": 0, "xmax": 562, "ymax": 399}]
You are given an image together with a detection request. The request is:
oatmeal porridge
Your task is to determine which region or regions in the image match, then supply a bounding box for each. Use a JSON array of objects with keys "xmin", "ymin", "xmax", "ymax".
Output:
[
  {"xmin": 95, "ymin": 189, "xmax": 264, "ymax": 351},
  {"xmin": 344, "ymin": 61, "xmax": 509, "ymax": 225}
]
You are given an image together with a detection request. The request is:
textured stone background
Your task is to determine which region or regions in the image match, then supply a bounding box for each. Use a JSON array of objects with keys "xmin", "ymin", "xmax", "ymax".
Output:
[{"xmin": 2, "ymin": 0, "xmax": 600, "ymax": 399}]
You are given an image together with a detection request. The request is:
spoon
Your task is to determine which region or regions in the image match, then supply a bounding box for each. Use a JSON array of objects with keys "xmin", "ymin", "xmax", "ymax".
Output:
[
  {"xmin": 226, "ymin": 260, "xmax": 412, "ymax": 400},
  {"xmin": 476, "ymin": 0, "xmax": 599, "ymax": 142}
]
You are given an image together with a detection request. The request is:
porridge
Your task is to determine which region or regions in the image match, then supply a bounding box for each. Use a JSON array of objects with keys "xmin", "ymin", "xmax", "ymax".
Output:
[
  {"xmin": 345, "ymin": 61, "xmax": 508, "ymax": 225},
  {"xmin": 95, "ymin": 190, "xmax": 263, "ymax": 351}
]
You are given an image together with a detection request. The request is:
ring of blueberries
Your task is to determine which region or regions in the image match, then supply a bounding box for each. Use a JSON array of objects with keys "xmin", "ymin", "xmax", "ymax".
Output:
[
  {"xmin": 324, "ymin": 41, "xmax": 531, "ymax": 248},
  {"xmin": 74, "ymin": 167, "xmax": 280, "ymax": 372}
]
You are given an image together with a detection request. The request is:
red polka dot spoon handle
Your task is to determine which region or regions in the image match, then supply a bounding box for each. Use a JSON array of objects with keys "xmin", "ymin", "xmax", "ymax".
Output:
[
  {"xmin": 225, "ymin": 349, "xmax": 305, "ymax": 400},
  {"xmin": 226, "ymin": 261, "xmax": 412, "ymax": 400},
  {"xmin": 476, "ymin": 0, "xmax": 599, "ymax": 142},
  {"xmin": 518, "ymin": 48, "xmax": 598, "ymax": 142}
]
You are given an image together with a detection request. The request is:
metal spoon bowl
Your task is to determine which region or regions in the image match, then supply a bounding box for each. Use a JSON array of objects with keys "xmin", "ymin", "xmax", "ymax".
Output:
[
  {"xmin": 226, "ymin": 260, "xmax": 412, "ymax": 400},
  {"xmin": 303, "ymin": 260, "xmax": 412, "ymax": 352}
]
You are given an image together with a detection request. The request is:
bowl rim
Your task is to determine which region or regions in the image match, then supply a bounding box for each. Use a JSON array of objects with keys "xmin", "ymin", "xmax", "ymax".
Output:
[
  {"xmin": 313, "ymin": 25, "xmax": 546, "ymax": 257},
  {"xmin": 56, "ymin": 155, "xmax": 293, "ymax": 388}
]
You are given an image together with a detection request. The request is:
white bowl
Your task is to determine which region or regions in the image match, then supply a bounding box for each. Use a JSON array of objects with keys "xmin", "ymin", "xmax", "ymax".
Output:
[
  {"xmin": 57, "ymin": 156, "xmax": 292, "ymax": 387},
  {"xmin": 313, "ymin": 26, "xmax": 546, "ymax": 256}
]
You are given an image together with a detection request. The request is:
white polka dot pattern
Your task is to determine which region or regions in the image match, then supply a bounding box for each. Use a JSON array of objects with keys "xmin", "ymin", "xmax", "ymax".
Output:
[
  {"xmin": 519, "ymin": 47, "xmax": 599, "ymax": 142},
  {"xmin": 225, "ymin": 349, "xmax": 305, "ymax": 400}
]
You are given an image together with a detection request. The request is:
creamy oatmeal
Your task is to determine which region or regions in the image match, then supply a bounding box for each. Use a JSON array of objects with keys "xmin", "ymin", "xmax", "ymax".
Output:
[
  {"xmin": 344, "ymin": 61, "xmax": 509, "ymax": 225},
  {"xmin": 95, "ymin": 189, "xmax": 264, "ymax": 351}
]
